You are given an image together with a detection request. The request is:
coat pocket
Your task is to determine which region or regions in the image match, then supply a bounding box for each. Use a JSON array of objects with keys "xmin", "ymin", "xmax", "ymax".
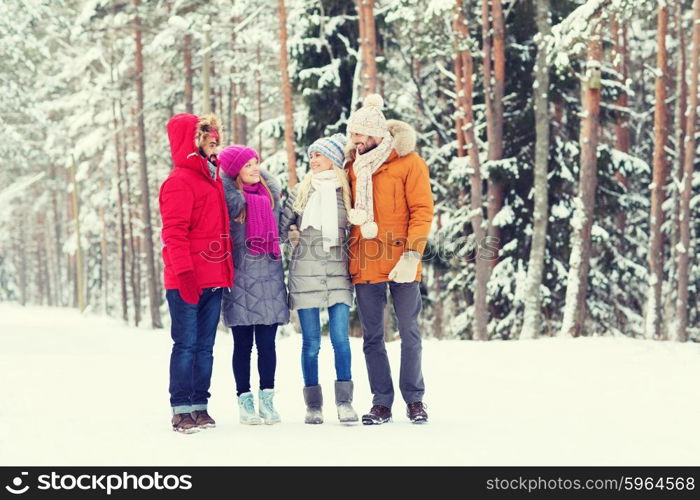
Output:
[{"xmin": 378, "ymin": 235, "xmax": 406, "ymax": 275}]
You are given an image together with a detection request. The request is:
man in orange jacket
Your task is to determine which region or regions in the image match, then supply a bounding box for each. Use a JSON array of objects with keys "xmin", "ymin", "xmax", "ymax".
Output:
[{"xmin": 345, "ymin": 94, "xmax": 434, "ymax": 425}]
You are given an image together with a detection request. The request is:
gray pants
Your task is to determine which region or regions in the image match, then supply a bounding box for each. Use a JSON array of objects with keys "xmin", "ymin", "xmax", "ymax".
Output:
[{"xmin": 355, "ymin": 281, "xmax": 425, "ymax": 408}]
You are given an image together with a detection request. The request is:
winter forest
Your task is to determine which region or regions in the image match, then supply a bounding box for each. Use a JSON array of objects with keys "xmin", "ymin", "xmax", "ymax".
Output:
[{"xmin": 1, "ymin": 0, "xmax": 698, "ymax": 342}]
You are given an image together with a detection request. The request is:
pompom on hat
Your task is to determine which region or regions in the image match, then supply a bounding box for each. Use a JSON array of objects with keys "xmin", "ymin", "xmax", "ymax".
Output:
[
  {"xmin": 218, "ymin": 145, "xmax": 260, "ymax": 179},
  {"xmin": 346, "ymin": 94, "xmax": 388, "ymax": 138}
]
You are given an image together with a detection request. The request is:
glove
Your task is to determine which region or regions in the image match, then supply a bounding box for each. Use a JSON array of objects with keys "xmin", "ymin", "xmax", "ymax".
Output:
[
  {"xmin": 388, "ymin": 251, "xmax": 421, "ymax": 283},
  {"xmin": 177, "ymin": 271, "xmax": 202, "ymax": 305},
  {"xmin": 288, "ymin": 224, "xmax": 301, "ymax": 248}
]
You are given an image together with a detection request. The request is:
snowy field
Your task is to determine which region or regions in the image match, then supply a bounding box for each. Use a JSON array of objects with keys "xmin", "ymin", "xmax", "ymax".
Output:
[{"xmin": 1, "ymin": 302, "xmax": 698, "ymax": 466}]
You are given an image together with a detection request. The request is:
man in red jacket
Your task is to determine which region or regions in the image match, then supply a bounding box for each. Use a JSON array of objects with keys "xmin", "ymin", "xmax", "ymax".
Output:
[{"xmin": 159, "ymin": 113, "xmax": 233, "ymax": 433}]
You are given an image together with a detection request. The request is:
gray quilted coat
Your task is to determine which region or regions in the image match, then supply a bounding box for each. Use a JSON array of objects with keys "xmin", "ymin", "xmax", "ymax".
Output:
[
  {"xmin": 221, "ymin": 169, "xmax": 290, "ymax": 328},
  {"xmin": 279, "ymin": 184, "xmax": 353, "ymax": 310}
]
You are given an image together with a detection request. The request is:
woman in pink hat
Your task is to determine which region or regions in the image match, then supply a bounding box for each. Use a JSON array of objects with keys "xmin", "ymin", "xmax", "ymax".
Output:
[{"xmin": 218, "ymin": 145, "xmax": 289, "ymax": 425}]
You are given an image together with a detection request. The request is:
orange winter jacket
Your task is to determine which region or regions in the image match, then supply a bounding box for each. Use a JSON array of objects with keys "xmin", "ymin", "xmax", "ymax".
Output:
[{"xmin": 346, "ymin": 120, "xmax": 434, "ymax": 284}]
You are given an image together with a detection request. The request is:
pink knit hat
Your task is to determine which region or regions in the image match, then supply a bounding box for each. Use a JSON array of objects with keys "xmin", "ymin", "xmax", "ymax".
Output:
[{"xmin": 218, "ymin": 145, "xmax": 260, "ymax": 178}]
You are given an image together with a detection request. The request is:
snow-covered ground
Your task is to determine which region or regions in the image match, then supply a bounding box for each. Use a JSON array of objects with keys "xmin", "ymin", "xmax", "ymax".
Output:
[{"xmin": 1, "ymin": 303, "xmax": 698, "ymax": 466}]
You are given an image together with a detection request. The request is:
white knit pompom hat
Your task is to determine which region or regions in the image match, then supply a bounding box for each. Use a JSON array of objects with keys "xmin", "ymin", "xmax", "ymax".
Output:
[{"xmin": 347, "ymin": 94, "xmax": 388, "ymax": 137}]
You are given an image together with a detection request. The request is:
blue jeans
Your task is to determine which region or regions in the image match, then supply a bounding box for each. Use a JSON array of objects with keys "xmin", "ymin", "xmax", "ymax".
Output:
[
  {"xmin": 298, "ymin": 303, "xmax": 351, "ymax": 387},
  {"xmin": 231, "ymin": 324, "xmax": 278, "ymax": 396},
  {"xmin": 166, "ymin": 287, "xmax": 223, "ymax": 414}
]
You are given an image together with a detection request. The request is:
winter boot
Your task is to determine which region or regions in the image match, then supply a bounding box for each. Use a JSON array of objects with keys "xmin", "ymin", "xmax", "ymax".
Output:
[
  {"xmin": 361, "ymin": 405, "xmax": 392, "ymax": 425},
  {"xmin": 191, "ymin": 409, "xmax": 216, "ymax": 429},
  {"xmin": 238, "ymin": 392, "xmax": 262, "ymax": 425},
  {"xmin": 303, "ymin": 384, "xmax": 323, "ymax": 424},
  {"xmin": 172, "ymin": 412, "xmax": 199, "ymax": 433},
  {"xmin": 406, "ymin": 402, "xmax": 428, "ymax": 424},
  {"xmin": 335, "ymin": 380, "xmax": 359, "ymax": 424},
  {"xmin": 258, "ymin": 388, "xmax": 281, "ymax": 425}
]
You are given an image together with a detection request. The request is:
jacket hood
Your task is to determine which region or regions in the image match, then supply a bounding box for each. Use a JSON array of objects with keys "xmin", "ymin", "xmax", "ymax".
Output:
[
  {"xmin": 344, "ymin": 119, "xmax": 417, "ymax": 160},
  {"xmin": 167, "ymin": 113, "xmax": 202, "ymax": 170}
]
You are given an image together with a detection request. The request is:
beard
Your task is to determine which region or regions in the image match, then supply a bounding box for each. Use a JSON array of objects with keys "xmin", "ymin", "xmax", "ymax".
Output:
[{"xmin": 357, "ymin": 140, "xmax": 379, "ymax": 155}]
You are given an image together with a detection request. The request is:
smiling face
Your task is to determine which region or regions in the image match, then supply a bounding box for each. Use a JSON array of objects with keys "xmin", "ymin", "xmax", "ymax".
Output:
[
  {"xmin": 350, "ymin": 132, "xmax": 382, "ymax": 155},
  {"xmin": 309, "ymin": 151, "xmax": 334, "ymax": 174},
  {"xmin": 239, "ymin": 157, "xmax": 261, "ymax": 185}
]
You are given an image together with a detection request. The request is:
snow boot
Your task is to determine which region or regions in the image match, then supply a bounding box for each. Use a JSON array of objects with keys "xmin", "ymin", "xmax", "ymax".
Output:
[
  {"xmin": 407, "ymin": 402, "xmax": 428, "ymax": 424},
  {"xmin": 172, "ymin": 412, "xmax": 199, "ymax": 433},
  {"xmin": 238, "ymin": 392, "xmax": 262, "ymax": 425},
  {"xmin": 335, "ymin": 380, "xmax": 358, "ymax": 424},
  {"xmin": 361, "ymin": 405, "xmax": 392, "ymax": 425},
  {"xmin": 191, "ymin": 409, "xmax": 216, "ymax": 429},
  {"xmin": 303, "ymin": 384, "xmax": 324, "ymax": 424},
  {"xmin": 259, "ymin": 388, "xmax": 281, "ymax": 425}
]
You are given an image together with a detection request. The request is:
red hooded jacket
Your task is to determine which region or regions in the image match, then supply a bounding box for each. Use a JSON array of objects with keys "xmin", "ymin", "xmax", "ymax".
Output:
[{"xmin": 159, "ymin": 113, "xmax": 234, "ymax": 290}]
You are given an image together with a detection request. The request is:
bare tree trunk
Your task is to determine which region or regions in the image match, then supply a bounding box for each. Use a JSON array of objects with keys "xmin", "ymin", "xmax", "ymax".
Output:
[
  {"xmin": 486, "ymin": 0, "xmax": 506, "ymax": 266},
  {"xmin": 69, "ymin": 159, "xmax": 86, "ymax": 313},
  {"xmin": 35, "ymin": 212, "xmax": 46, "ymax": 305},
  {"xmin": 41, "ymin": 213, "xmax": 55, "ymax": 306},
  {"xmin": 357, "ymin": 0, "xmax": 378, "ymax": 96},
  {"xmin": 454, "ymin": 1, "xmax": 489, "ymax": 340},
  {"xmin": 108, "ymin": 0, "xmax": 128, "ymax": 322},
  {"xmin": 99, "ymin": 174, "xmax": 110, "ymax": 315},
  {"xmin": 520, "ymin": 0, "xmax": 551, "ymax": 340},
  {"xmin": 211, "ymin": 60, "xmax": 218, "ymax": 113},
  {"xmin": 133, "ymin": 0, "xmax": 162, "ymax": 328},
  {"xmin": 646, "ymin": 3, "xmax": 669, "ymax": 340},
  {"xmin": 277, "ymin": 0, "xmax": 298, "ymax": 188},
  {"xmin": 433, "ymin": 214, "xmax": 444, "ymax": 339},
  {"xmin": 229, "ymin": 28, "xmax": 245, "ymax": 144},
  {"xmin": 65, "ymin": 168, "xmax": 77, "ymax": 308},
  {"xmin": 611, "ymin": 14, "xmax": 631, "ymax": 333},
  {"xmin": 114, "ymin": 110, "xmax": 129, "ymax": 322},
  {"xmin": 611, "ymin": 16, "xmax": 630, "ymax": 239},
  {"xmin": 667, "ymin": 0, "xmax": 687, "ymax": 340},
  {"xmin": 125, "ymin": 160, "xmax": 141, "ymax": 327},
  {"xmin": 256, "ymin": 42, "xmax": 263, "ymax": 153},
  {"xmin": 202, "ymin": 27, "xmax": 212, "ymax": 115},
  {"xmin": 237, "ymin": 83, "xmax": 248, "ymax": 145},
  {"xmin": 17, "ymin": 220, "xmax": 27, "ymax": 306},
  {"xmin": 481, "ymin": 0, "xmax": 494, "ymax": 144},
  {"xmin": 559, "ymin": 32, "xmax": 602, "ymax": 338},
  {"xmin": 43, "ymin": 208, "xmax": 56, "ymax": 306},
  {"xmin": 109, "ymin": 30, "xmax": 129, "ymax": 321},
  {"xmin": 48, "ymin": 162, "xmax": 64, "ymax": 306},
  {"xmin": 228, "ymin": 76, "xmax": 234, "ymax": 143},
  {"xmin": 184, "ymin": 33, "xmax": 193, "ymax": 114},
  {"xmin": 119, "ymin": 104, "xmax": 141, "ymax": 326},
  {"xmin": 676, "ymin": 0, "xmax": 700, "ymax": 342}
]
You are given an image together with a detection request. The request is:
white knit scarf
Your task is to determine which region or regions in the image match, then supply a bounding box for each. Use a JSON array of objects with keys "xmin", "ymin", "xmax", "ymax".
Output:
[
  {"xmin": 300, "ymin": 169, "xmax": 340, "ymax": 252},
  {"xmin": 347, "ymin": 131, "xmax": 394, "ymax": 239}
]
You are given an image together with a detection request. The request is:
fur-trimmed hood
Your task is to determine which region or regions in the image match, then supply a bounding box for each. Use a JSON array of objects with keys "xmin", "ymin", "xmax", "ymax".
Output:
[
  {"xmin": 167, "ymin": 113, "xmax": 221, "ymax": 175},
  {"xmin": 344, "ymin": 119, "xmax": 417, "ymax": 160},
  {"xmin": 195, "ymin": 114, "xmax": 221, "ymax": 148}
]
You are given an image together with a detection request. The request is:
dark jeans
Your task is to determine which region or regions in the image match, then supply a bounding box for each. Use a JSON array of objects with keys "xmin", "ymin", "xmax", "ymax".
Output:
[
  {"xmin": 166, "ymin": 287, "xmax": 223, "ymax": 414},
  {"xmin": 231, "ymin": 324, "xmax": 277, "ymax": 396},
  {"xmin": 298, "ymin": 303, "xmax": 352, "ymax": 387},
  {"xmin": 355, "ymin": 281, "xmax": 424, "ymax": 408}
]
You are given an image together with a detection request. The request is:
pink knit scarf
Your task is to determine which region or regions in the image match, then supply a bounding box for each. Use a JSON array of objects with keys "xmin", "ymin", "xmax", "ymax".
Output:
[{"xmin": 242, "ymin": 183, "xmax": 280, "ymax": 258}]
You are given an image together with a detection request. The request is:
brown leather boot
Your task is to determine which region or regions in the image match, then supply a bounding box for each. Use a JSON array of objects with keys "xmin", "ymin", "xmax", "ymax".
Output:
[
  {"xmin": 406, "ymin": 402, "xmax": 428, "ymax": 424},
  {"xmin": 361, "ymin": 405, "xmax": 392, "ymax": 425},
  {"xmin": 191, "ymin": 410, "xmax": 216, "ymax": 429},
  {"xmin": 172, "ymin": 413, "xmax": 199, "ymax": 433}
]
